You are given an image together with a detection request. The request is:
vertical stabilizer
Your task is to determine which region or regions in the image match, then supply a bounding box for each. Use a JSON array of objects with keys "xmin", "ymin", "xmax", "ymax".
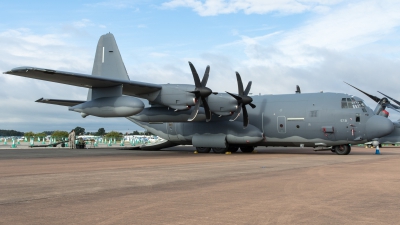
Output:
[{"xmin": 88, "ymin": 33, "xmax": 129, "ymax": 100}]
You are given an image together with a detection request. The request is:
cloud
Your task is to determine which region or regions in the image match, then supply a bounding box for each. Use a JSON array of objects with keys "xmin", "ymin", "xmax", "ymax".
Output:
[
  {"xmin": 85, "ymin": 0, "xmax": 142, "ymax": 9},
  {"xmin": 72, "ymin": 19, "xmax": 93, "ymax": 28},
  {"xmin": 207, "ymin": 0, "xmax": 400, "ymax": 120},
  {"xmin": 162, "ymin": 0, "xmax": 343, "ymax": 16},
  {"xmin": 222, "ymin": 0, "xmax": 400, "ymax": 68}
]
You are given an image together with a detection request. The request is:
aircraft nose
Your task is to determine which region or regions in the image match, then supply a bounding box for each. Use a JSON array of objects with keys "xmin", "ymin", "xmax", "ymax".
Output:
[{"xmin": 365, "ymin": 115, "xmax": 394, "ymax": 140}]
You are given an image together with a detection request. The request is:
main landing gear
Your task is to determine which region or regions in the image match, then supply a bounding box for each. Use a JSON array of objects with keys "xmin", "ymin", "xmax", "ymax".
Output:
[
  {"xmin": 195, "ymin": 146, "xmax": 254, "ymax": 154},
  {"xmin": 331, "ymin": 144, "xmax": 351, "ymax": 155}
]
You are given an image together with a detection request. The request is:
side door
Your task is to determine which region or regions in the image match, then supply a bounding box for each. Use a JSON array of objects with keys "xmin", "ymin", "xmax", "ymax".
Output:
[{"xmin": 277, "ymin": 116, "xmax": 286, "ymax": 133}]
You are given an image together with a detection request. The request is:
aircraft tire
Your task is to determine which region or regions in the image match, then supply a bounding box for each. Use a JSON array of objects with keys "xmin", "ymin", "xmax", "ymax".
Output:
[
  {"xmin": 196, "ymin": 147, "xmax": 211, "ymax": 153},
  {"xmin": 212, "ymin": 147, "xmax": 227, "ymax": 154},
  {"xmin": 240, "ymin": 146, "xmax": 255, "ymax": 153},
  {"xmin": 228, "ymin": 146, "xmax": 239, "ymax": 153},
  {"xmin": 334, "ymin": 144, "xmax": 351, "ymax": 155}
]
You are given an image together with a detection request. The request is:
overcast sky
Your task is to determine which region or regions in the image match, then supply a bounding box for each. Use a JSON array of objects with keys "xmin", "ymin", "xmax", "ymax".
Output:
[{"xmin": 1, "ymin": 0, "xmax": 400, "ymax": 133}]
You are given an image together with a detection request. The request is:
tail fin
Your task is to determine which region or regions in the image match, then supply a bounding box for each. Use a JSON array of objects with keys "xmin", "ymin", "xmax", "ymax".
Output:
[{"xmin": 88, "ymin": 33, "xmax": 129, "ymax": 100}]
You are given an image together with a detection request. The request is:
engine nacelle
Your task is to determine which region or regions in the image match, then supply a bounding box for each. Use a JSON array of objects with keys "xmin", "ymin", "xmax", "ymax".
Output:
[
  {"xmin": 207, "ymin": 94, "xmax": 238, "ymax": 116},
  {"xmin": 152, "ymin": 84, "xmax": 196, "ymax": 111},
  {"xmin": 69, "ymin": 96, "xmax": 144, "ymax": 117}
]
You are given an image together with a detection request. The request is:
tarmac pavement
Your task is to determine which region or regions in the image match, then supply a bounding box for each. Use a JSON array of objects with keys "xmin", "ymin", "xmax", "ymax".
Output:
[{"xmin": 0, "ymin": 146, "xmax": 399, "ymax": 224}]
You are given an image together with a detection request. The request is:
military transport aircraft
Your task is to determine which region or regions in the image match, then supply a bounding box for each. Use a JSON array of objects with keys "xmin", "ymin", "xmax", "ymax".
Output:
[{"xmin": 3, "ymin": 33, "xmax": 394, "ymax": 155}]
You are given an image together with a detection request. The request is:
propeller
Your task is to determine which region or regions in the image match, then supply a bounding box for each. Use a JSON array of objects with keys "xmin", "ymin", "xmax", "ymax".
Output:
[
  {"xmin": 187, "ymin": 62, "xmax": 214, "ymax": 122},
  {"xmin": 377, "ymin": 91, "xmax": 400, "ymax": 108},
  {"xmin": 344, "ymin": 82, "xmax": 400, "ymax": 114},
  {"xmin": 226, "ymin": 72, "xmax": 256, "ymax": 128}
]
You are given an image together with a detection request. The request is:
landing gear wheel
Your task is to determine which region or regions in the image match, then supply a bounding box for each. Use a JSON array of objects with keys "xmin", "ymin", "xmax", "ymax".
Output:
[
  {"xmin": 228, "ymin": 146, "xmax": 239, "ymax": 153},
  {"xmin": 331, "ymin": 149, "xmax": 336, "ymax": 153},
  {"xmin": 212, "ymin": 147, "xmax": 227, "ymax": 154},
  {"xmin": 334, "ymin": 144, "xmax": 351, "ymax": 155},
  {"xmin": 196, "ymin": 147, "xmax": 211, "ymax": 153},
  {"xmin": 240, "ymin": 146, "xmax": 255, "ymax": 153}
]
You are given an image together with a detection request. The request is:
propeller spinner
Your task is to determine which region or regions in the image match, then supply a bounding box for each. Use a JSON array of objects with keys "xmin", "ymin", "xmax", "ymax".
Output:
[
  {"xmin": 226, "ymin": 72, "xmax": 256, "ymax": 128},
  {"xmin": 187, "ymin": 62, "xmax": 214, "ymax": 122}
]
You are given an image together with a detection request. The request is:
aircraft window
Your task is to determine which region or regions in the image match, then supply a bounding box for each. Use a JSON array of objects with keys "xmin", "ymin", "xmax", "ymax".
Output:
[
  {"xmin": 347, "ymin": 102, "xmax": 353, "ymax": 108},
  {"xmin": 342, "ymin": 98, "xmax": 364, "ymax": 109}
]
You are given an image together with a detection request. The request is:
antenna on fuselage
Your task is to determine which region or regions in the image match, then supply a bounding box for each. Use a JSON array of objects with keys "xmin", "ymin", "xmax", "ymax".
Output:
[{"xmin": 295, "ymin": 85, "xmax": 301, "ymax": 94}]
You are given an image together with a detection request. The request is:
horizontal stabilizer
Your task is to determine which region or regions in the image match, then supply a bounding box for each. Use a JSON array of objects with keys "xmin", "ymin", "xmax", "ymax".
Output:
[
  {"xmin": 4, "ymin": 67, "xmax": 161, "ymax": 96},
  {"xmin": 36, "ymin": 98, "xmax": 85, "ymax": 107}
]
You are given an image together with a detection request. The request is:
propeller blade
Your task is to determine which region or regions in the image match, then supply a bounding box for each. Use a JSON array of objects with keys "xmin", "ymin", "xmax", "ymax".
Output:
[
  {"xmin": 344, "ymin": 82, "xmax": 380, "ymax": 103},
  {"xmin": 201, "ymin": 96, "xmax": 212, "ymax": 122},
  {"xmin": 242, "ymin": 105, "xmax": 249, "ymax": 128},
  {"xmin": 236, "ymin": 72, "xmax": 244, "ymax": 96},
  {"xmin": 249, "ymin": 103, "xmax": 256, "ymax": 108},
  {"xmin": 201, "ymin": 65, "xmax": 210, "ymax": 87},
  {"xmin": 187, "ymin": 101, "xmax": 200, "ymax": 121},
  {"xmin": 378, "ymin": 91, "xmax": 400, "ymax": 107},
  {"xmin": 386, "ymin": 103, "xmax": 400, "ymax": 112},
  {"xmin": 226, "ymin": 91, "xmax": 242, "ymax": 101},
  {"xmin": 244, "ymin": 81, "xmax": 252, "ymax": 96},
  {"xmin": 229, "ymin": 103, "xmax": 242, "ymax": 122},
  {"xmin": 189, "ymin": 61, "xmax": 201, "ymax": 88}
]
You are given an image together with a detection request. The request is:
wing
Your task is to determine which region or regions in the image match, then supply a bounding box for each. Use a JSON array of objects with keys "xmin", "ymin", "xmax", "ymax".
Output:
[
  {"xmin": 3, "ymin": 67, "xmax": 161, "ymax": 96},
  {"xmin": 35, "ymin": 98, "xmax": 85, "ymax": 107}
]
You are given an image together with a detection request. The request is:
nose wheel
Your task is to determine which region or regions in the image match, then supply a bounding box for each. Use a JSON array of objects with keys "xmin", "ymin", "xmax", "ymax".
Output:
[{"xmin": 332, "ymin": 144, "xmax": 351, "ymax": 155}]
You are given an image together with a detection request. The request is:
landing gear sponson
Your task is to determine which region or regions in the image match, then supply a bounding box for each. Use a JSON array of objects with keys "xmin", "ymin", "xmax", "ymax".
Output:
[{"xmin": 196, "ymin": 146, "xmax": 255, "ymax": 154}]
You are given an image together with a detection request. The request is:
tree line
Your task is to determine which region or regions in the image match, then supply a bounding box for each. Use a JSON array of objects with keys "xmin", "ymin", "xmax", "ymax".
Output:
[{"xmin": 1, "ymin": 127, "xmax": 153, "ymax": 140}]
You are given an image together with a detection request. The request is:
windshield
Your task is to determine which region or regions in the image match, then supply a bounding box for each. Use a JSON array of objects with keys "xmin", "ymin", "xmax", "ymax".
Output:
[{"xmin": 341, "ymin": 98, "xmax": 366, "ymax": 109}]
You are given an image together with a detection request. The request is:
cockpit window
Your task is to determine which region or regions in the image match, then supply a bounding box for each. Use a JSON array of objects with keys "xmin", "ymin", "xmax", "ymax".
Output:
[{"xmin": 341, "ymin": 98, "xmax": 366, "ymax": 110}]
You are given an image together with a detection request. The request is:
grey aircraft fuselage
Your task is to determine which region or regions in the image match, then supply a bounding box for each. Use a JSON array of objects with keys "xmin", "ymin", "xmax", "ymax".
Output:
[
  {"xmin": 2, "ymin": 32, "xmax": 394, "ymax": 154},
  {"xmin": 129, "ymin": 92, "xmax": 393, "ymax": 148}
]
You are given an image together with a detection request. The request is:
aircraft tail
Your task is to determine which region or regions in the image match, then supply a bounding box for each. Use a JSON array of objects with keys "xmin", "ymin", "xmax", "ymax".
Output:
[{"xmin": 88, "ymin": 33, "xmax": 129, "ymax": 100}]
